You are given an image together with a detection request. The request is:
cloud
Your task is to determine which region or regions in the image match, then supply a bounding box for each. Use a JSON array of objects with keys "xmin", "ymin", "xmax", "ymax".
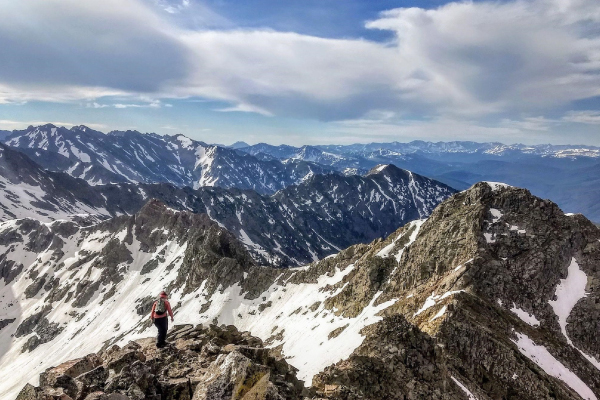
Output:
[
  {"xmin": 562, "ymin": 110, "xmax": 600, "ymax": 124},
  {"xmin": 86, "ymin": 102, "xmax": 109, "ymax": 109},
  {"xmin": 87, "ymin": 99, "xmax": 166, "ymax": 109},
  {"xmin": 0, "ymin": 120, "xmax": 106, "ymax": 130},
  {"xmin": 501, "ymin": 117, "xmax": 556, "ymax": 132},
  {"xmin": 0, "ymin": 0, "xmax": 188, "ymax": 99},
  {"xmin": 0, "ymin": 0, "xmax": 599, "ymax": 127},
  {"xmin": 113, "ymin": 100, "xmax": 163, "ymax": 109},
  {"xmin": 366, "ymin": 0, "xmax": 600, "ymax": 113}
]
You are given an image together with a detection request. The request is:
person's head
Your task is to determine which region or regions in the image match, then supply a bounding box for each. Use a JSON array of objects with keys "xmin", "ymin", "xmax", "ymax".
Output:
[{"xmin": 159, "ymin": 291, "xmax": 168, "ymax": 299}]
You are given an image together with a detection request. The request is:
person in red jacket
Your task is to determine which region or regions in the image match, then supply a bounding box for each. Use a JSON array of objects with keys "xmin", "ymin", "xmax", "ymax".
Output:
[{"xmin": 150, "ymin": 291, "xmax": 174, "ymax": 348}]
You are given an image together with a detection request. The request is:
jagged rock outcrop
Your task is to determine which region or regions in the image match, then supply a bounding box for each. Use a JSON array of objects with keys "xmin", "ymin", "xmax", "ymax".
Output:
[{"xmin": 16, "ymin": 324, "xmax": 305, "ymax": 400}]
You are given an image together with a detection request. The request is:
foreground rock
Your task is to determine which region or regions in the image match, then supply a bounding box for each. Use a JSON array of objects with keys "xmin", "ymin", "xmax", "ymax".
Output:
[{"xmin": 16, "ymin": 324, "xmax": 305, "ymax": 400}]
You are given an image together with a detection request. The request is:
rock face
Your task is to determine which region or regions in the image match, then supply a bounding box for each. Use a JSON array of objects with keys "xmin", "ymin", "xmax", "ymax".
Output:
[
  {"xmin": 4, "ymin": 182, "xmax": 600, "ymax": 400},
  {"xmin": 16, "ymin": 324, "xmax": 304, "ymax": 400}
]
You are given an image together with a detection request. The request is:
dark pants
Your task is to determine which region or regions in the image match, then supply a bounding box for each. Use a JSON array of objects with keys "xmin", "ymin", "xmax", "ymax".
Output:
[{"xmin": 154, "ymin": 316, "xmax": 168, "ymax": 347}]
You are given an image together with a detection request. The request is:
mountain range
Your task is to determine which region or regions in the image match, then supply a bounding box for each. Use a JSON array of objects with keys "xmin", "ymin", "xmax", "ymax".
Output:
[
  {"xmin": 3, "ymin": 124, "xmax": 600, "ymax": 222},
  {"xmin": 1, "ymin": 123, "xmax": 600, "ymax": 399},
  {"xmin": 5, "ymin": 182, "xmax": 600, "ymax": 399},
  {"xmin": 4, "ymin": 124, "xmax": 336, "ymax": 193},
  {"xmin": 0, "ymin": 142, "xmax": 455, "ymax": 266},
  {"xmin": 237, "ymin": 141, "xmax": 600, "ymax": 222}
]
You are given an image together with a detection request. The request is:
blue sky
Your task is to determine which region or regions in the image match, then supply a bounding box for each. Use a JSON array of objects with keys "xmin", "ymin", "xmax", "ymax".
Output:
[{"xmin": 0, "ymin": 0, "xmax": 599, "ymax": 145}]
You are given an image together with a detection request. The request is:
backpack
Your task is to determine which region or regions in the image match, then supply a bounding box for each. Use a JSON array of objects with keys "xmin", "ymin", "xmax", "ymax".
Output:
[{"xmin": 155, "ymin": 298, "xmax": 167, "ymax": 315}]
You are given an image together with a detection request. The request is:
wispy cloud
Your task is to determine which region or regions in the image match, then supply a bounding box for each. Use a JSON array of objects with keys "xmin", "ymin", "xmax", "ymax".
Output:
[
  {"xmin": 87, "ymin": 99, "xmax": 168, "ymax": 109},
  {"xmin": 215, "ymin": 103, "xmax": 273, "ymax": 116},
  {"xmin": 501, "ymin": 117, "xmax": 556, "ymax": 132},
  {"xmin": 86, "ymin": 102, "xmax": 110, "ymax": 109},
  {"xmin": 562, "ymin": 110, "xmax": 600, "ymax": 125},
  {"xmin": 0, "ymin": 120, "xmax": 107, "ymax": 130}
]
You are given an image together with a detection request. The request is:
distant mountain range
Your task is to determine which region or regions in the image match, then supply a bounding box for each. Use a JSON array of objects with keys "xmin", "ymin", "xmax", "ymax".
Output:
[
  {"xmin": 0, "ymin": 143, "xmax": 455, "ymax": 265},
  {"xmin": 4, "ymin": 124, "xmax": 336, "ymax": 193},
  {"xmin": 3, "ymin": 124, "xmax": 600, "ymax": 221},
  {"xmin": 236, "ymin": 141, "xmax": 600, "ymax": 222}
]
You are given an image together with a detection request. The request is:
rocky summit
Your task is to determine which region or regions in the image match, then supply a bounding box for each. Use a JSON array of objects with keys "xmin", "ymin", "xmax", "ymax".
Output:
[
  {"xmin": 3, "ymin": 182, "xmax": 600, "ymax": 399},
  {"xmin": 16, "ymin": 323, "xmax": 305, "ymax": 400}
]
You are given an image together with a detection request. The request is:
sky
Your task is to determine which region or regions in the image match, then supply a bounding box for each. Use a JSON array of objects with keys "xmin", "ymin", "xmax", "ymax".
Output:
[{"xmin": 0, "ymin": 0, "xmax": 599, "ymax": 146}]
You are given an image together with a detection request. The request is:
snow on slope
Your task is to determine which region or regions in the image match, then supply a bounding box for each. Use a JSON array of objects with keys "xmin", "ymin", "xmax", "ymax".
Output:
[
  {"xmin": 549, "ymin": 258, "xmax": 589, "ymax": 345},
  {"xmin": 170, "ymin": 266, "xmax": 397, "ymax": 384},
  {"xmin": 548, "ymin": 258, "xmax": 600, "ymax": 371},
  {"xmin": 0, "ymin": 176, "xmax": 103, "ymax": 222},
  {"xmin": 0, "ymin": 205, "xmax": 404, "ymax": 398},
  {"xmin": 0, "ymin": 218, "xmax": 188, "ymax": 398},
  {"xmin": 512, "ymin": 332, "xmax": 597, "ymax": 400}
]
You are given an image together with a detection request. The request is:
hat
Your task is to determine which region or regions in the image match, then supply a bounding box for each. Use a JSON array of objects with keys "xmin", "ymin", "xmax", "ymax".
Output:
[{"xmin": 159, "ymin": 291, "xmax": 168, "ymax": 298}]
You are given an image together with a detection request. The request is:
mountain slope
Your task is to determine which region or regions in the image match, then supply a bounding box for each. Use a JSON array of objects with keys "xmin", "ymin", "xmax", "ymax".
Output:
[
  {"xmin": 0, "ymin": 143, "xmax": 109, "ymax": 221},
  {"xmin": 3, "ymin": 182, "xmax": 600, "ymax": 399}
]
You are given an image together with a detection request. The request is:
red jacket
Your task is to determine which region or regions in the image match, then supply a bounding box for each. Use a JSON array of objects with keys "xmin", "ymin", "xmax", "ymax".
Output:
[{"xmin": 151, "ymin": 299, "xmax": 173, "ymax": 319}]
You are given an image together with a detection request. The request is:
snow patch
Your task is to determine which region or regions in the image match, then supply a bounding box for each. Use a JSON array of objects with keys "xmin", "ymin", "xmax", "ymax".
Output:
[
  {"xmin": 489, "ymin": 208, "xmax": 502, "ymax": 223},
  {"xmin": 430, "ymin": 305, "xmax": 447, "ymax": 322},
  {"xmin": 451, "ymin": 376, "xmax": 478, "ymax": 400},
  {"xmin": 484, "ymin": 232, "xmax": 496, "ymax": 243},
  {"xmin": 414, "ymin": 290, "xmax": 463, "ymax": 317},
  {"xmin": 512, "ymin": 332, "xmax": 597, "ymax": 400},
  {"xmin": 510, "ymin": 304, "xmax": 540, "ymax": 327},
  {"xmin": 486, "ymin": 182, "xmax": 511, "ymax": 191},
  {"xmin": 548, "ymin": 258, "xmax": 588, "ymax": 345}
]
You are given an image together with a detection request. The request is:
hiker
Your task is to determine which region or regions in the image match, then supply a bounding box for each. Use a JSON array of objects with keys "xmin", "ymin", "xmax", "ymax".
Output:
[{"xmin": 150, "ymin": 291, "xmax": 174, "ymax": 348}]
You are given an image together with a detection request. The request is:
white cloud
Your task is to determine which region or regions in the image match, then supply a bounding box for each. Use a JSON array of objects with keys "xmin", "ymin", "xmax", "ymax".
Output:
[
  {"xmin": 86, "ymin": 102, "xmax": 109, "ymax": 109},
  {"xmin": 113, "ymin": 100, "xmax": 163, "ymax": 109},
  {"xmin": 501, "ymin": 117, "xmax": 555, "ymax": 131},
  {"xmin": 562, "ymin": 110, "xmax": 600, "ymax": 124},
  {"xmin": 215, "ymin": 103, "xmax": 274, "ymax": 116},
  {"xmin": 365, "ymin": 0, "xmax": 600, "ymax": 114},
  {"xmin": 0, "ymin": 0, "xmax": 598, "ymax": 130}
]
